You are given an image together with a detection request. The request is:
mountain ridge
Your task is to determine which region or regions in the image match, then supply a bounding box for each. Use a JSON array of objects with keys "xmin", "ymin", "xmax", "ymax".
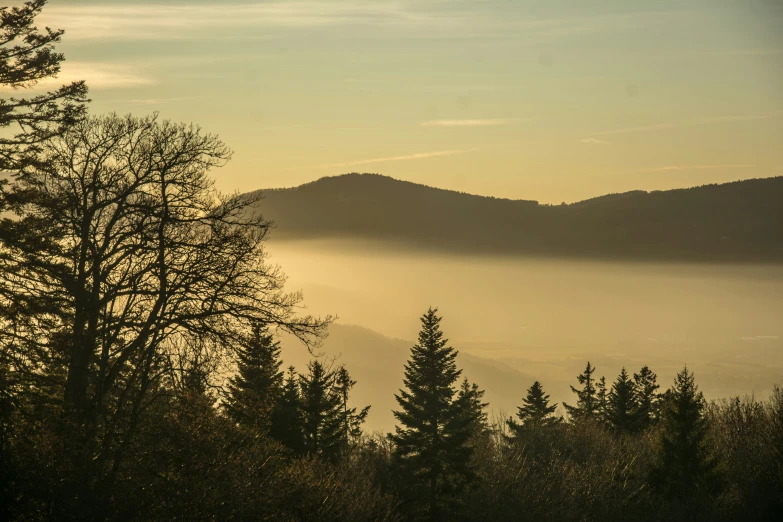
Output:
[{"xmin": 246, "ymin": 173, "xmax": 783, "ymax": 262}]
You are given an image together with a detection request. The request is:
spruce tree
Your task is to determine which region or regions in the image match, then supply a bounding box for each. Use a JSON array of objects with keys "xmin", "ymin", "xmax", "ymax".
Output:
[
  {"xmin": 606, "ymin": 367, "xmax": 640, "ymax": 434},
  {"xmin": 224, "ymin": 324, "xmax": 284, "ymax": 431},
  {"xmin": 596, "ymin": 375, "xmax": 609, "ymax": 424},
  {"xmin": 334, "ymin": 366, "xmax": 371, "ymax": 451},
  {"xmin": 271, "ymin": 366, "xmax": 305, "ymax": 454},
  {"xmin": 634, "ymin": 365, "xmax": 662, "ymax": 430},
  {"xmin": 456, "ymin": 378, "xmax": 489, "ymax": 436},
  {"xmin": 649, "ymin": 366, "xmax": 719, "ymax": 498},
  {"xmin": 300, "ymin": 360, "xmax": 344, "ymax": 460},
  {"xmin": 564, "ymin": 362, "xmax": 600, "ymax": 422},
  {"xmin": 507, "ymin": 381, "xmax": 559, "ymax": 437},
  {"xmin": 390, "ymin": 308, "xmax": 479, "ymax": 521},
  {"xmin": 0, "ymin": 0, "xmax": 88, "ymax": 173}
]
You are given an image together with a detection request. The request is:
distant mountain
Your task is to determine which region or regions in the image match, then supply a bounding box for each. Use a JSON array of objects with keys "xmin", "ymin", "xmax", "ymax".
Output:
[
  {"xmin": 279, "ymin": 323, "xmax": 535, "ymax": 434},
  {"xmin": 248, "ymin": 173, "xmax": 783, "ymax": 262}
]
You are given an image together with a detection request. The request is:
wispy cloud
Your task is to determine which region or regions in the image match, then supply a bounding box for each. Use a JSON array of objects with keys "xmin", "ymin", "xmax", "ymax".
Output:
[
  {"xmin": 419, "ymin": 119, "xmax": 519, "ymax": 127},
  {"xmin": 41, "ymin": 2, "xmax": 452, "ymax": 41},
  {"xmin": 317, "ymin": 149, "xmax": 462, "ymax": 169},
  {"xmin": 589, "ymin": 110, "xmax": 782, "ymax": 137},
  {"xmin": 592, "ymin": 123, "xmax": 675, "ymax": 136},
  {"xmin": 580, "ymin": 138, "xmax": 610, "ymax": 145},
  {"xmin": 127, "ymin": 96, "xmax": 202, "ymax": 105},
  {"xmin": 40, "ymin": 2, "xmax": 682, "ymax": 42},
  {"xmin": 643, "ymin": 164, "xmax": 755, "ymax": 173},
  {"xmin": 0, "ymin": 62, "xmax": 153, "ymax": 91}
]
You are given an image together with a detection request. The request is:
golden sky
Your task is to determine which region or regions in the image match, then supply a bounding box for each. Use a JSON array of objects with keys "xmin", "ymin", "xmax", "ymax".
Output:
[{"xmin": 37, "ymin": 0, "xmax": 783, "ymax": 203}]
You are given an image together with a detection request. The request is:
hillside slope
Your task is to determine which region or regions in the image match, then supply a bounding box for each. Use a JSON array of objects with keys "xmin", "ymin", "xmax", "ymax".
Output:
[
  {"xmin": 279, "ymin": 323, "xmax": 535, "ymax": 434},
  {"xmin": 248, "ymin": 173, "xmax": 783, "ymax": 262}
]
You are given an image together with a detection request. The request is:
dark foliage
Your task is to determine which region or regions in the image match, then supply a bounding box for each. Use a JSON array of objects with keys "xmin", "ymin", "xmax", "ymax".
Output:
[
  {"xmin": 650, "ymin": 367, "xmax": 719, "ymax": 498},
  {"xmin": 390, "ymin": 308, "xmax": 483, "ymax": 521},
  {"xmin": 564, "ymin": 361, "xmax": 600, "ymax": 422},
  {"xmin": 0, "ymin": 0, "xmax": 88, "ymax": 172},
  {"xmin": 224, "ymin": 323, "xmax": 285, "ymax": 432},
  {"xmin": 507, "ymin": 381, "xmax": 560, "ymax": 437},
  {"xmin": 606, "ymin": 367, "xmax": 640, "ymax": 434},
  {"xmin": 634, "ymin": 365, "xmax": 662, "ymax": 430}
]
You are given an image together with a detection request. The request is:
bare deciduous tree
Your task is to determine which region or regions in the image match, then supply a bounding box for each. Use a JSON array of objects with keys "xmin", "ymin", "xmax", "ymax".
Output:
[{"xmin": 0, "ymin": 113, "xmax": 329, "ymax": 516}]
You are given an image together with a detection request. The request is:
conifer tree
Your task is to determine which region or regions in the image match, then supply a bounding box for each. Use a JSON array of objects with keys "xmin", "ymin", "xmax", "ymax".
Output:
[
  {"xmin": 634, "ymin": 365, "xmax": 662, "ymax": 430},
  {"xmin": 224, "ymin": 324, "xmax": 284, "ymax": 431},
  {"xmin": 300, "ymin": 360, "xmax": 344, "ymax": 460},
  {"xmin": 0, "ymin": 0, "xmax": 88, "ymax": 173},
  {"xmin": 564, "ymin": 362, "xmax": 600, "ymax": 422},
  {"xmin": 335, "ymin": 366, "xmax": 371, "ymax": 451},
  {"xmin": 596, "ymin": 375, "xmax": 609, "ymax": 424},
  {"xmin": 271, "ymin": 366, "xmax": 305, "ymax": 454},
  {"xmin": 456, "ymin": 377, "xmax": 489, "ymax": 436},
  {"xmin": 390, "ymin": 308, "xmax": 479, "ymax": 521},
  {"xmin": 507, "ymin": 381, "xmax": 559, "ymax": 437},
  {"xmin": 606, "ymin": 368, "xmax": 640, "ymax": 434},
  {"xmin": 649, "ymin": 366, "xmax": 719, "ymax": 498}
]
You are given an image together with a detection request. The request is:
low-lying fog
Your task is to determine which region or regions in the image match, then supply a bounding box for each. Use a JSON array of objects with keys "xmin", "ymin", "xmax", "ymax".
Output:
[{"xmin": 269, "ymin": 239, "xmax": 783, "ymax": 433}]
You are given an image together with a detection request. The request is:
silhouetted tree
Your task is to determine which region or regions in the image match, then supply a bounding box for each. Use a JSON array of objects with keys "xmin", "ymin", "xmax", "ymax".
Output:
[
  {"xmin": 335, "ymin": 366, "xmax": 370, "ymax": 451},
  {"xmin": 224, "ymin": 324, "xmax": 284, "ymax": 431},
  {"xmin": 596, "ymin": 376, "xmax": 609, "ymax": 424},
  {"xmin": 606, "ymin": 368, "xmax": 640, "ymax": 434},
  {"xmin": 507, "ymin": 381, "xmax": 559, "ymax": 437},
  {"xmin": 272, "ymin": 366, "xmax": 305, "ymax": 454},
  {"xmin": 390, "ymin": 308, "xmax": 478, "ymax": 521},
  {"xmin": 634, "ymin": 366, "xmax": 662, "ymax": 429},
  {"xmin": 769, "ymin": 386, "xmax": 783, "ymax": 515},
  {"xmin": 650, "ymin": 366, "xmax": 719, "ymax": 498},
  {"xmin": 0, "ymin": 0, "xmax": 88, "ymax": 173},
  {"xmin": 456, "ymin": 377, "xmax": 489, "ymax": 437},
  {"xmin": 0, "ymin": 113, "xmax": 328, "ymax": 518},
  {"xmin": 564, "ymin": 362, "xmax": 599, "ymax": 422},
  {"xmin": 300, "ymin": 360, "xmax": 343, "ymax": 460},
  {"xmin": 1, "ymin": 2, "xmax": 87, "ymax": 511}
]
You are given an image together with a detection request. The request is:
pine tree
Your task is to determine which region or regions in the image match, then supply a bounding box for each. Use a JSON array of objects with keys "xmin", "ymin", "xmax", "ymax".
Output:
[
  {"xmin": 390, "ymin": 308, "xmax": 479, "ymax": 521},
  {"xmin": 564, "ymin": 362, "xmax": 600, "ymax": 422},
  {"xmin": 271, "ymin": 366, "xmax": 305, "ymax": 454},
  {"xmin": 300, "ymin": 360, "xmax": 344, "ymax": 460},
  {"xmin": 596, "ymin": 376, "xmax": 609, "ymax": 424},
  {"xmin": 606, "ymin": 367, "xmax": 640, "ymax": 434},
  {"xmin": 224, "ymin": 324, "xmax": 284, "ymax": 431},
  {"xmin": 0, "ymin": 0, "xmax": 88, "ymax": 173},
  {"xmin": 634, "ymin": 365, "xmax": 662, "ymax": 430},
  {"xmin": 456, "ymin": 378, "xmax": 489, "ymax": 436},
  {"xmin": 334, "ymin": 366, "xmax": 370, "ymax": 451},
  {"xmin": 649, "ymin": 366, "xmax": 719, "ymax": 498},
  {"xmin": 507, "ymin": 381, "xmax": 559, "ymax": 437}
]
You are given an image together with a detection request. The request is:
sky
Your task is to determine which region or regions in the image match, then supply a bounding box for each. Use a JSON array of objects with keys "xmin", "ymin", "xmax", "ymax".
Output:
[{"xmin": 29, "ymin": 0, "xmax": 783, "ymax": 203}]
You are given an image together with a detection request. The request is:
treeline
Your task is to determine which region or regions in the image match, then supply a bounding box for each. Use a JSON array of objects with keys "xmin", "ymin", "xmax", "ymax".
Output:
[
  {"xmin": 1, "ymin": 3, "xmax": 782, "ymax": 521},
  {"xmin": 7, "ymin": 306, "xmax": 783, "ymax": 521},
  {"xmin": 252, "ymin": 172, "xmax": 783, "ymax": 262}
]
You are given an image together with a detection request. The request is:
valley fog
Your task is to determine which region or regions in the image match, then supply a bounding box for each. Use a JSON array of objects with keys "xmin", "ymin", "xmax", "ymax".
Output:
[{"xmin": 270, "ymin": 239, "xmax": 783, "ymax": 431}]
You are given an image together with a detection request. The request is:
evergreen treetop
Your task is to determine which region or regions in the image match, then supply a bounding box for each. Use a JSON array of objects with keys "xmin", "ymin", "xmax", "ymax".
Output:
[
  {"xmin": 335, "ymin": 365, "xmax": 371, "ymax": 450},
  {"xmin": 564, "ymin": 362, "xmax": 600, "ymax": 422},
  {"xmin": 634, "ymin": 365, "xmax": 662, "ymax": 429},
  {"xmin": 606, "ymin": 367, "xmax": 640, "ymax": 434},
  {"xmin": 507, "ymin": 381, "xmax": 560, "ymax": 437},
  {"xmin": 390, "ymin": 308, "xmax": 479, "ymax": 521},
  {"xmin": 224, "ymin": 324, "xmax": 284, "ymax": 429},
  {"xmin": 271, "ymin": 366, "xmax": 305, "ymax": 454},
  {"xmin": 649, "ymin": 366, "xmax": 719, "ymax": 498},
  {"xmin": 300, "ymin": 360, "xmax": 344, "ymax": 460}
]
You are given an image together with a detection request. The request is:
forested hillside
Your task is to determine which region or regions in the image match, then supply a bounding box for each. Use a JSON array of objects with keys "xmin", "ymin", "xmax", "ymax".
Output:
[{"xmin": 250, "ymin": 173, "xmax": 783, "ymax": 262}]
